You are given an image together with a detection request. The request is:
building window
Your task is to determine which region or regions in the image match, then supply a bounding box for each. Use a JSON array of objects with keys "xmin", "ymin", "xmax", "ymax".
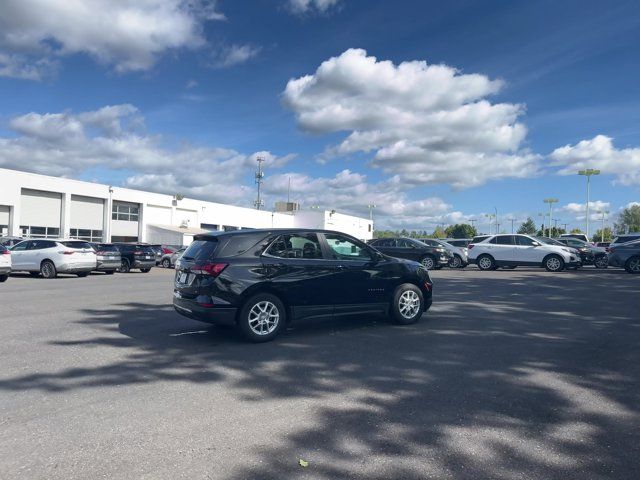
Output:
[
  {"xmin": 223, "ymin": 225, "xmax": 239, "ymax": 231},
  {"xmin": 70, "ymin": 229, "xmax": 103, "ymax": 242},
  {"xmin": 20, "ymin": 225, "xmax": 60, "ymax": 238},
  {"xmin": 200, "ymin": 223, "xmax": 219, "ymax": 230},
  {"xmin": 111, "ymin": 235, "xmax": 139, "ymax": 243},
  {"xmin": 112, "ymin": 204, "xmax": 139, "ymax": 222}
]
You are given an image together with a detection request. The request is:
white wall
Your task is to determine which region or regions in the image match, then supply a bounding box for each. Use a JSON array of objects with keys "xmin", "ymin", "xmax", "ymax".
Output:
[
  {"xmin": 70, "ymin": 195, "xmax": 104, "ymax": 230},
  {"xmin": 0, "ymin": 168, "xmax": 371, "ymax": 241}
]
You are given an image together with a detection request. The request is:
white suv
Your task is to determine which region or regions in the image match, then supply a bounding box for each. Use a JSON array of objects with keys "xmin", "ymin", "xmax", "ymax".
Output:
[
  {"xmin": 468, "ymin": 234, "xmax": 579, "ymax": 272},
  {"xmin": 10, "ymin": 239, "xmax": 97, "ymax": 279}
]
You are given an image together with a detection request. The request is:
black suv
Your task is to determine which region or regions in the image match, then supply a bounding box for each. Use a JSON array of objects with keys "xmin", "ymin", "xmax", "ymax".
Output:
[
  {"xmin": 173, "ymin": 229, "xmax": 433, "ymax": 342},
  {"xmin": 112, "ymin": 243, "xmax": 156, "ymax": 273},
  {"xmin": 368, "ymin": 237, "xmax": 450, "ymax": 270}
]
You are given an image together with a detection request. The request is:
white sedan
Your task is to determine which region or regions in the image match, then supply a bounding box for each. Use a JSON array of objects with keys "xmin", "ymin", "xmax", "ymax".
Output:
[
  {"xmin": 467, "ymin": 234, "xmax": 580, "ymax": 272},
  {"xmin": 10, "ymin": 239, "xmax": 97, "ymax": 278}
]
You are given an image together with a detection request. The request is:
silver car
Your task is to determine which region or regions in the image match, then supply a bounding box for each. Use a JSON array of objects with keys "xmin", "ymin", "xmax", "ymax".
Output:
[
  {"xmin": 160, "ymin": 247, "xmax": 186, "ymax": 268},
  {"xmin": 10, "ymin": 239, "xmax": 97, "ymax": 278},
  {"xmin": 420, "ymin": 238, "xmax": 468, "ymax": 268}
]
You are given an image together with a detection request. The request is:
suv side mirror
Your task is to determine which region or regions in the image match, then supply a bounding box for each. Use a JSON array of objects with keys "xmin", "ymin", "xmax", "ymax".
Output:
[{"xmin": 531, "ymin": 241, "xmax": 540, "ymax": 246}]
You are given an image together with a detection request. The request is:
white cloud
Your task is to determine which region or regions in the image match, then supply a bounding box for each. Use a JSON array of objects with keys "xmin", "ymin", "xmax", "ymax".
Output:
[
  {"xmin": 286, "ymin": 0, "xmax": 340, "ymax": 15},
  {"xmin": 0, "ymin": 104, "xmax": 293, "ymax": 205},
  {"xmin": 283, "ymin": 48, "xmax": 540, "ymax": 189},
  {"xmin": 0, "ymin": 0, "xmax": 225, "ymax": 78},
  {"xmin": 560, "ymin": 201, "xmax": 611, "ymax": 221},
  {"xmin": 210, "ymin": 44, "xmax": 262, "ymax": 68},
  {"xmin": 550, "ymin": 135, "xmax": 640, "ymax": 185}
]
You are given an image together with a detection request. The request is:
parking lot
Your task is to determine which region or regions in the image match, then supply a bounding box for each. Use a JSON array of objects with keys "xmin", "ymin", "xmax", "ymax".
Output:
[{"xmin": 1, "ymin": 267, "xmax": 639, "ymax": 479}]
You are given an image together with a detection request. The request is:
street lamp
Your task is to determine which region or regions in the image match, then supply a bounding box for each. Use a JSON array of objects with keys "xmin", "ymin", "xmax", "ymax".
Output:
[
  {"xmin": 506, "ymin": 218, "xmax": 519, "ymax": 233},
  {"xmin": 538, "ymin": 213, "xmax": 546, "ymax": 236},
  {"xmin": 578, "ymin": 169, "xmax": 600, "ymax": 238},
  {"xmin": 367, "ymin": 204, "xmax": 376, "ymax": 221},
  {"xmin": 543, "ymin": 198, "xmax": 559, "ymax": 237},
  {"xmin": 596, "ymin": 210, "xmax": 609, "ymax": 242},
  {"xmin": 485, "ymin": 213, "xmax": 495, "ymax": 235}
]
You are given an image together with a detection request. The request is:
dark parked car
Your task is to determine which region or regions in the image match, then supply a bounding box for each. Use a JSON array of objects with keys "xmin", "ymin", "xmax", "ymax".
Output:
[
  {"xmin": 173, "ymin": 229, "xmax": 433, "ymax": 342},
  {"xmin": 368, "ymin": 237, "xmax": 450, "ymax": 270},
  {"xmin": 0, "ymin": 236, "xmax": 24, "ymax": 248},
  {"xmin": 554, "ymin": 237, "xmax": 608, "ymax": 268},
  {"xmin": 560, "ymin": 233, "xmax": 590, "ymax": 243},
  {"xmin": 112, "ymin": 243, "xmax": 156, "ymax": 273},
  {"xmin": 89, "ymin": 243, "xmax": 121, "ymax": 274},
  {"xmin": 608, "ymin": 240, "xmax": 640, "ymax": 274}
]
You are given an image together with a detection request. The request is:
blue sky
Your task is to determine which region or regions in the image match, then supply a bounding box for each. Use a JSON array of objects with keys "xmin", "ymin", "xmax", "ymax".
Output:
[{"xmin": 1, "ymin": 0, "xmax": 639, "ymax": 232}]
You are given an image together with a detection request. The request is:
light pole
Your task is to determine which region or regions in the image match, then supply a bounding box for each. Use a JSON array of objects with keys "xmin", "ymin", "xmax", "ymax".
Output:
[
  {"xmin": 469, "ymin": 219, "xmax": 477, "ymax": 229},
  {"xmin": 485, "ymin": 213, "xmax": 495, "ymax": 235},
  {"xmin": 506, "ymin": 218, "xmax": 518, "ymax": 233},
  {"xmin": 538, "ymin": 213, "xmax": 546, "ymax": 236},
  {"xmin": 578, "ymin": 169, "xmax": 600, "ymax": 238},
  {"xmin": 596, "ymin": 210, "xmax": 609, "ymax": 242},
  {"xmin": 543, "ymin": 198, "xmax": 558, "ymax": 237},
  {"xmin": 561, "ymin": 223, "xmax": 568, "ymax": 233},
  {"xmin": 367, "ymin": 204, "xmax": 376, "ymax": 221}
]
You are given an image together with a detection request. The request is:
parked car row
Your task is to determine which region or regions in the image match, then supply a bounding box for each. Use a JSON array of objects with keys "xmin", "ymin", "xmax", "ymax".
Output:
[
  {"xmin": 465, "ymin": 233, "xmax": 640, "ymax": 274},
  {"xmin": 0, "ymin": 237, "xmax": 165, "ymax": 280}
]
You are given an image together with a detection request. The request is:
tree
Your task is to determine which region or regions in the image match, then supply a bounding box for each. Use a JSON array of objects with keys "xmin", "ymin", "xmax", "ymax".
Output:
[
  {"xmin": 615, "ymin": 204, "xmax": 640, "ymax": 233},
  {"xmin": 592, "ymin": 227, "xmax": 613, "ymax": 243},
  {"xmin": 517, "ymin": 217, "xmax": 537, "ymax": 235},
  {"xmin": 570, "ymin": 228, "xmax": 583, "ymax": 234},
  {"xmin": 444, "ymin": 223, "xmax": 478, "ymax": 239},
  {"xmin": 432, "ymin": 226, "xmax": 446, "ymax": 238}
]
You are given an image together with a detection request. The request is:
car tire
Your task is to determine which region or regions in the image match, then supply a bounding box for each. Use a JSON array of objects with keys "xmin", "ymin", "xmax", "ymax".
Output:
[
  {"xmin": 76, "ymin": 272, "xmax": 90, "ymax": 277},
  {"xmin": 119, "ymin": 259, "xmax": 130, "ymax": 273},
  {"xmin": 624, "ymin": 256, "xmax": 640, "ymax": 274},
  {"xmin": 477, "ymin": 254, "xmax": 495, "ymax": 271},
  {"xmin": 238, "ymin": 293, "xmax": 286, "ymax": 343},
  {"xmin": 544, "ymin": 255, "xmax": 565, "ymax": 272},
  {"xmin": 594, "ymin": 255, "xmax": 608, "ymax": 269},
  {"xmin": 420, "ymin": 255, "xmax": 436, "ymax": 270},
  {"xmin": 448, "ymin": 255, "xmax": 463, "ymax": 269},
  {"xmin": 40, "ymin": 260, "xmax": 57, "ymax": 279},
  {"xmin": 162, "ymin": 258, "xmax": 171, "ymax": 268},
  {"xmin": 0, "ymin": 274, "xmax": 7, "ymax": 282},
  {"xmin": 140, "ymin": 268, "xmax": 151, "ymax": 273},
  {"xmin": 391, "ymin": 283, "xmax": 424, "ymax": 325}
]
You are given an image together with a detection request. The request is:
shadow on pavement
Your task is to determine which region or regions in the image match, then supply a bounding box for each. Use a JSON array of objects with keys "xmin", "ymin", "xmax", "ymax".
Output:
[{"xmin": 1, "ymin": 271, "xmax": 639, "ymax": 478}]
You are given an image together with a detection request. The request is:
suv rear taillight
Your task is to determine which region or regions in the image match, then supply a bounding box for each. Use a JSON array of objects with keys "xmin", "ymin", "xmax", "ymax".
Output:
[
  {"xmin": 609, "ymin": 247, "xmax": 615, "ymax": 253},
  {"xmin": 191, "ymin": 262, "xmax": 228, "ymax": 277},
  {"xmin": 1, "ymin": 250, "xmax": 9, "ymax": 255},
  {"xmin": 58, "ymin": 251, "xmax": 75, "ymax": 255},
  {"xmin": 468, "ymin": 244, "xmax": 474, "ymax": 249}
]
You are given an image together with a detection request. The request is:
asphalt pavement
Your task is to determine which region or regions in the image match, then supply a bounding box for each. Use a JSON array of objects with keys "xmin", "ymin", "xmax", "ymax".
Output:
[{"xmin": 0, "ymin": 266, "xmax": 638, "ymax": 479}]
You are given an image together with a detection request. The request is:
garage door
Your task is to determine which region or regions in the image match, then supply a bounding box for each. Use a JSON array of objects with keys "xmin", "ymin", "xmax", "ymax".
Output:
[
  {"xmin": 175, "ymin": 208, "xmax": 198, "ymax": 228},
  {"xmin": 145, "ymin": 204, "xmax": 172, "ymax": 226},
  {"xmin": 0, "ymin": 206, "xmax": 9, "ymax": 235},
  {"xmin": 20, "ymin": 189, "xmax": 62, "ymax": 237},
  {"xmin": 70, "ymin": 195, "xmax": 104, "ymax": 241}
]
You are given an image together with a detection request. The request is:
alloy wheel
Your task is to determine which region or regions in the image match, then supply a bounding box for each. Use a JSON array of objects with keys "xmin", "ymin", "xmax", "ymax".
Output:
[
  {"xmin": 594, "ymin": 256, "xmax": 608, "ymax": 269},
  {"xmin": 248, "ymin": 301, "xmax": 280, "ymax": 335},
  {"xmin": 421, "ymin": 256, "xmax": 435, "ymax": 269},
  {"xmin": 398, "ymin": 290, "xmax": 420, "ymax": 319},
  {"xmin": 478, "ymin": 257, "xmax": 493, "ymax": 270},
  {"xmin": 629, "ymin": 257, "xmax": 640, "ymax": 273},
  {"xmin": 546, "ymin": 257, "xmax": 562, "ymax": 271},
  {"xmin": 41, "ymin": 262, "xmax": 55, "ymax": 279}
]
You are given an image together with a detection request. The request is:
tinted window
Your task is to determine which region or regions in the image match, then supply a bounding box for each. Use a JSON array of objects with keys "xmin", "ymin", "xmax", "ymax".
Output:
[
  {"xmin": 218, "ymin": 233, "xmax": 271, "ymax": 257},
  {"xmin": 372, "ymin": 238, "xmax": 395, "ymax": 247},
  {"xmin": 11, "ymin": 241, "xmax": 29, "ymax": 251},
  {"xmin": 420, "ymin": 239, "xmax": 438, "ymax": 246},
  {"xmin": 495, "ymin": 236, "xmax": 514, "ymax": 245},
  {"xmin": 182, "ymin": 239, "xmax": 219, "ymax": 262},
  {"xmin": 32, "ymin": 240, "xmax": 57, "ymax": 249},
  {"xmin": 96, "ymin": 244, "xmax": 118, "ymax": 252},
  {"xmin": 472, "ymin": 236, "xmax": 490, "ymax": 243},
  {"xmin": 396, "ymin": 239, "xmax": 415, "ymax": 248},
  {"xmin": 61, "ymin": 241, "xmax": 93, "ymax": 249},
  {"xmin": 324, "ymin": 234, "xmax": 372, "ymax": 261},
  {"xmin": 613, "ymin": 235, "xmax": 640, "ymax": 244},
  {"xmin": 0, "ymin": 245, "xmax": 7, "ymax": 253},
  {"xmin": 265, "ymin": 234, "xmax": 323, "ymax": 259},
  {"xmin": 515, "ymin": 236, "xmax": 536, "ymax": 246}
]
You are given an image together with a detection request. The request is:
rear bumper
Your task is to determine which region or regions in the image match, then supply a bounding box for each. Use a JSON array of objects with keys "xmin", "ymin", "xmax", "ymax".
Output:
[
  {"xmin": 0, "ymin": 266, "xmax": 11, "ymax": 275},
  {"xmin": 58, "ymin": 261, "xmax": 96, "ymax": 273},
  {"xmin": 132, "ymin": 260, "xmax": 156, "ymax": 269},
  {"xmin": 173, "ymin": 296, "xmax": 237, "ymax": 326},
  {"xmin": 96, "ymin": 259, "xmax": 120, "ymax": 271}
]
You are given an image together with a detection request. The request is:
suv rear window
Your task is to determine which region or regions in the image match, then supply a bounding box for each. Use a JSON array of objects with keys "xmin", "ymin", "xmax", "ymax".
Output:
[
  {"xmin": 613, "ymin": 235, "xmax": 640, "ymax": 244},
  {"xmin": 96, "ymin": 244, "xmax": 118, "ymax": 252},
  {"xmin": 182, "ymin": 239, "xmax": 219, "ymax": 262},
  {"xmin": 218, "ymin": 233, "xmax": 271, "ymax": 257},
  {"xmin": 62, "ymin": 241, "xmax": 93, "ymax": 249},
  {"xmin": 472, "ymin": 236, "xmax": 490, "ymax": 243}
]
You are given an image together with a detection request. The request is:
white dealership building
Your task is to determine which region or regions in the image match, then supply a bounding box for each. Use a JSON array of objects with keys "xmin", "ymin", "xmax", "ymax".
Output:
[{"xmin": 0, "ymin": 168, "xmax": 373, "ymax": 245}]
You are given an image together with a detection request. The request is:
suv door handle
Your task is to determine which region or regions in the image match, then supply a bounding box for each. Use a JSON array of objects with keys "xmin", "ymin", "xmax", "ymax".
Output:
[{"xmin": 336, "ymin": 265, "xmax": 347, "ymax": 270}]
